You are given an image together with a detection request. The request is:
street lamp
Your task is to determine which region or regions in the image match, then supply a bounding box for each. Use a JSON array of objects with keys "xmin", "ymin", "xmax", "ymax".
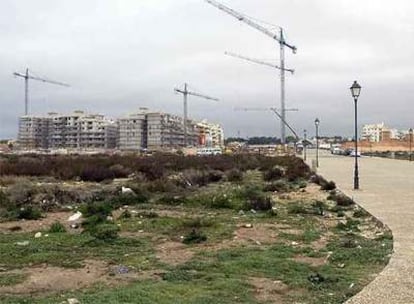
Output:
[
  {"xmin": 409, "ymin": 128, "xmax": 413, "ymax": 161},
  {"xmin": 315, "ymin": 118, "xmax": 320, "ymax": 168},
  {"xmin": 350, "ymin": 81, "xmax": 361, "ymax": 190},
  {"xmin": 303, "ymin": 129, "xmax": 307, "ymax": 161}
]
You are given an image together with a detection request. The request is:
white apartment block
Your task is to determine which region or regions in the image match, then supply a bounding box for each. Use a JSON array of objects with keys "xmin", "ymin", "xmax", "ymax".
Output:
[
  {"xmin": 197, "ymin": 120, "xmax": 224, "ymax": 147},
  {"xmin": 361, "ymin": 123, "xmax": 385, "ymax": 142}
]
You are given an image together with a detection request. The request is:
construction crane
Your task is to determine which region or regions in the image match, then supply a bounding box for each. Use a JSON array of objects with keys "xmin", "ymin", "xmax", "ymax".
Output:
[
  {"xmin": 205, "ymin": 0, "xmax": 297, "ymax": 144},
  {"xmin": 235, "ymin": 107, "xmax": 300, "ymax": 141},
  {"xmin": 225, "ymin": 51, "xmax": 294, "ymax": 74},
  {"xmin": 13, "ymin": 68, "xmax": 70, "ymax": 115},
  {"xmin": 174, "ymin": 83, "xmax": 219, "ymax": 147}
]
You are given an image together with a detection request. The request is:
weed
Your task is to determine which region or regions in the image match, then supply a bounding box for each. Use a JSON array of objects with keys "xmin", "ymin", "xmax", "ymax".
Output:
[
  {"xmin": 49, "ymin": 222, "xmax": 66, "ymax": 233},
  {"xmin": 336, "ymin": 218, "xmax": 361, "ymax": 232},
  {"xmin": 183, "ymin": 229, "xmax": 207, "ymax": 244},
  {"xmin": 89, "ymin": 223, "xmax": 120, "ymax": 241},
  {"xmin": 226, "ymin": 169, "xmax": 243, "ymax": 182},
  {"xmin": 263, "ymin": 166, "xmax": 285, "ymax": 181},
  {"xmin": 0, "ymin": 273, "xmax": 26, "ymax": 287},
  {"xmin": 242, "ymin": 186, "xmax": 272, "ymax": 211}
]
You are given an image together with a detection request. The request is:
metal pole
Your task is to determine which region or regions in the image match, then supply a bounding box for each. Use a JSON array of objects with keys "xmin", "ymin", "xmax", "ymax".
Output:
[
  {"xmin": 354, "ymin": 98, "xmax": 359, "ymax": 190},
  {"xmin": 24, "ymin": 68, "xmax": 29, "ymax": 115},
  {"xmin": 316, "ymin": 125, "xmax": 319, "ymax": 168},
  {"xmin": 304, "ymin": 129, "xmax": 307, "ymax": 161},
  {"xmin": 410, "ymin": 131, "xmax": 413, "ymax": 162},
  {"xmin": 280, "ymin": 28, "xmax": 286, "ymax": 144},
  {"xmin": 183, "ymin": 83, "xmax": 188, "ymax": 147}
]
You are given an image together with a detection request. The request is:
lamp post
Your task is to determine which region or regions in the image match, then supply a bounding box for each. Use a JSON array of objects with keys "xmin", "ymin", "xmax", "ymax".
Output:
[
  {"xmin": 303, "ymin": 129, "xmax": 307, "ymax": 161},
  {"xmin": 315, "ymin": 118, "xmax": 320, "ymax": 168},
  {"xmin": 409, "ymin": 128, "xmax": 413, "ymax": 162},
  {"xmin": 350, "ymin": 81, "xmax": 361, "ymax": 190}
]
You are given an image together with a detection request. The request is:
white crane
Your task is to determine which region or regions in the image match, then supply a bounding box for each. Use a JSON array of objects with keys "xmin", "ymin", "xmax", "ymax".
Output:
[
  {"xmin": 13, "ymin": 68, "xmax": 70, "ymax": 115},
  {"xmin": 174, "ymin": 83, "xmax": 219, "ymax": 147},
  {"xmin": 225, "ymin": 51, "xmax": 294, "ymax": 74},
  {"xmin": 205, "ymin": 0, "xmax": 297, "ymax": 144},
  {"xmin": 235, "ymin": 107, "xmax": 300, "ymax": 141}
]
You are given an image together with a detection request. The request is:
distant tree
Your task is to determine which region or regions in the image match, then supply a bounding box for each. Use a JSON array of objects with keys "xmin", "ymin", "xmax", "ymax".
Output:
[
  {"xmin": 225, "ymin": 137, "xmax": 247, "ymax": 145},
  {"xmin": 247, "ymin": 137, "xmax": 280, "ymax": 145}
]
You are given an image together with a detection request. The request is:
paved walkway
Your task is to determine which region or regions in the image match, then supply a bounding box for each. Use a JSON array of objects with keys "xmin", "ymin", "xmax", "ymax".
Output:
[{"xmin": 308, "ymin": 151, "xmax": 414, "ymax": 303}]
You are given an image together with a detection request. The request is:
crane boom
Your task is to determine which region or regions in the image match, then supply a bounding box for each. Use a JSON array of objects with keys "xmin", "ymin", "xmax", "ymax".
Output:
[
  {"xmin": 205, "ymin": 0, "xmax": 297, "ymax": 144},
  {"xmin": 234, "ymin": 107, "xmax": 300, "ymax": 141},
  {"xmin": 13, "ymin": 68, "xmax": 70, "ymax": 115},
  {"xmin": 205, "ymin": 0, "xmax": 296, "ymax": 52},
  {"xmin": 174, "ymin": 83, "xmax": 219, "ymax": 147},
  {"xmin": 225, "ymin": 51, "xmax": 294, "ymax": 74}
]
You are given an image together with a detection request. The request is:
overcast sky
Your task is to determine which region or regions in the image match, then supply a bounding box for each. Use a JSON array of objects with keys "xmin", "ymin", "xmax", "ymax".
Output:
[{"xmin": 1, "ymin": 0, "xmax": 413, "ymax": 139}]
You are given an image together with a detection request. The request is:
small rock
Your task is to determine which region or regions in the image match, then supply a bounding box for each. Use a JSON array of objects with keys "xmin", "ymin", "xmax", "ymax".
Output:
[
  {"xmin": 16, "ymin": 241, "xmax": 30, "ymax": 246},
  {"xmin": 244, "ymin": 223, "xmax": 253, "ymax": 228},
  {"xmin": 255, "ymin": 240, "xmax": 262, "ymax": 246},
  {"xmin": 67, "ymin": 298, "xmax": 80, "ymax": 304},
  {"xmin": 291, "ymin": 241, "xmax": 298, "ymax": 246},
  {"xmin": 349, "ymin": 282, "xmax": 355, "ymax": 289},
  {"xmin": 107, "ymin": 216, "xmax": 114, "ymax": 221},
  {"xmin": 114, "ymin": 265, "xmax": 129, "ymax": 274},
  {"xmin": 238, "ymin": 210, "xmax": 245, "ymax": 216},
  {"xmin": 34, "ymin": 232, "xmax": 42, "ymax": 238},
  {"xmin": 121, "ymin": 186, "xmax": 134, "ymax": 194},
  {"xmin": 67, "ymin": 211, "xmax": 82, "ymax": 222},
  {"xmin": 250, "ymin": 209, "xmax": 257, "ymax": 214},
  {"xmin": 44, "ymin": 234, "xmax": 49, "ymax": 237},
  {"xmin": 70, "ymin": 223, "xmax": 79, "ymax": 229},
  {"xmin": 338, "ymin": 263, "xmax": 345, "ymax": 268}
]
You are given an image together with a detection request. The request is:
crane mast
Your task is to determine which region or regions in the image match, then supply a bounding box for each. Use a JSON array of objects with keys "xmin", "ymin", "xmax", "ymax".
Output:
[
  {"xmin": 13, "ymin": 68, "xmax": 70, "ymax": 115},
  {"xmin": 174, "ymin": 83, "xmax": 219, "ymax": 147},
  {"xmin": 205, "ymin": 0, "xmax": 297, "ymax": 144}
]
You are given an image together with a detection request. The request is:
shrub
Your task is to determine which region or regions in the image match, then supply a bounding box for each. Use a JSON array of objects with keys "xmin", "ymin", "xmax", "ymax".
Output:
[
  {"xmin": 118, "ymin": 210, "xmax": 132, "ymax": 219},
  {"xmin": 328, "ymin": 192, "xmax": 354, "ymax": 207},
  {"xmin": 136, "ymin": 211, "xmax": 159, "ymax": 218},
  {"xmin": 263, "ymin": 166, "xmax": 284, "ymax": 181},
  {"xmin": 353, "ymin": 208, "xmax": 369, "ymax": 218},
  {"xmin": 49, "ymin": 221, "xmax": 66, "ymax": 233},
  {"xmin": 0, "ymin": 190, "xmax": 9, "ymax": 207},
  {"xmin": 79, "ymin": 166, "xmax": 115, "ymax": 182},
  {"xmin": 288, "ymin": 203, "xmax": 308, "ymax": 215},
  {"xmin": 111, "ymin": 192, "xmax": 149, "ymax": 207},
  {"xmin": 263, "ymin": 180, "xmax": 291, "ymax": 193},
  {"xmin": 90, "ymin": 223, "xmax": 119, "ymax": 241},
  {"xmin": 16, "ymin": 206, "xmax": 42, "ymax": 220},
  {"xmin": 226, "ymin": 169, "xmax": 243, "ymax": 182},
  {"xmin": 183, "ymin": 229, "xmax": 207, "ymax": 244},
  {"xmin": 243, "ymin": 186, "xmax": 272, "ymax": 211},
  {"xmin": 321, "ymin": 180, "xmax": 336, "ymax": 191}
]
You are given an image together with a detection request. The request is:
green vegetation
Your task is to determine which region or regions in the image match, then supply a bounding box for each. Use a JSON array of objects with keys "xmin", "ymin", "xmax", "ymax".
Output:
[{"xmin": 0, "ymin": 154, "xmax": 392, "ymax": 303}]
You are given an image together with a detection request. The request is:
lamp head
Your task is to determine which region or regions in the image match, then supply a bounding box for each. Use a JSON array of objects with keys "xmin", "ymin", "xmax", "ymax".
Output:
[{"xmin": 350, "ymin": 81, "xmax": 362, "ymax": 99}]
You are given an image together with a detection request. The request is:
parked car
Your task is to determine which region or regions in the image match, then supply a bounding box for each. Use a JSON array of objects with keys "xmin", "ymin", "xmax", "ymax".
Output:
[{"xmin": 349, "ymin": 150, "xmax": 361, "ymax": 157}]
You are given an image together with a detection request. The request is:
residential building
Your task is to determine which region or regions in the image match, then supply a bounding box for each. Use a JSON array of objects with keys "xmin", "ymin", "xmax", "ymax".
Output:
[
  {"xmin": 18, "ymin": 116, "xmax": 51, "ymax": 149},
  {"xmin": 196, "ymin": 120, "xmax": 224, "ymax": 147},
  {"xmin": 18, "ymin": 111, "xmax": 117, "ymax": 150},
  {"xmin": 118, "ymin": 111, "xmax": 147, "ymax": 151},
  {"xmin": 361, "ymin": 123, "xmax": 385, "ymax": 142},
  {"xmin": 146, "ymin": 112, "xmax": 198, "ymax": 150}
]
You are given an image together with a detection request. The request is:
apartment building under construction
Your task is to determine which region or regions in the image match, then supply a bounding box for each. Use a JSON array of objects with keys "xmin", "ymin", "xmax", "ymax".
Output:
[
  {"xmin": 18, "ymin": 111, "xmax": 117, "ymax": 150},
  {"xmin": 18, "ymin": 109, "xmax": 224, "ymax": 152}
]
